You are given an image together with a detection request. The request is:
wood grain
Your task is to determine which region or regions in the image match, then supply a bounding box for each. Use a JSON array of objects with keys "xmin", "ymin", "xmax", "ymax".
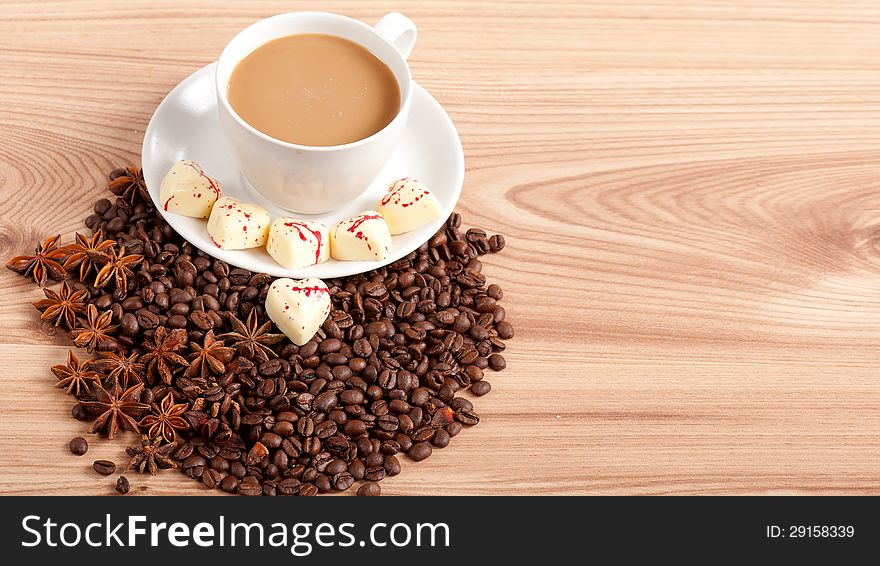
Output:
[{"xmin": 2, "ymin": 0, "xmax": 880, "ymax": 495}]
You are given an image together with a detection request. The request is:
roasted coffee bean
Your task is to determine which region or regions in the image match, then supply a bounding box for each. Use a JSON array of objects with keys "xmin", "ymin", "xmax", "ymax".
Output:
[
  {"xmin": 378, "ymin": 414, "xmax": 399, "ymax": 431},
  {"xmin": 277, "ymin": 478, "xmax": 301, "ymax": 496},
  {"xmin": 190, "ymin": 310, "xmax": 214, "ymax": 330},
  {"xmin": 315, "ymin": 474, "xmax": 332, "ymax": 493},
  {"xmin": 115, "ymin": 476, "xmax": 131, "ymax": 495},
  {"xmin": 72, "ymin": 403, "xmax": 89, "ymax": 421},
  {"xmin": 407, "ymin": 442, "xmax": 433, "ymax": 462},
  {"xmin": 383, "ymin": 455, "xmax": 401, "ymax": 476},
  {"xmin": 229, "ymin": 461, "xmax": 247, "ymax": 479},
  {"xmin": 332, "ymin": 472, "xmax": 355, "ymax": 491},
  {"xmin": 365, "ymin": 465, "xmax": 386, "ymax": 481},
  {"xmin": 69, "ymin": 437, "xmax": 88, "ymax": 456},
  {"xmin": 347, "ymin": 460, "xmax": 365, "ymax": 481},
  {"xmin": 93, "ymin": 460, "xmax": 116, "ymax": 476},
  {"xmin": 238, "ymin": 477, "xmax": 262, "ymax": 496},
  {"xmin": 432, "ymin": 429, "xmax": 451, "ymax": 448},
  {"xmin": 470, "ymin": 381, "xmax": 491, "ymax": 396},
  {"xmin": 456, "ymin": 410, "xmax": 480, "ymax": 426},
  {"xmin": 340, "ymin": 389, "xmax": 364, "ymax": 405},
  {"xmin": 486, "ymin": 284, "xmax": 503, "ymax": 300},
  {"xmin": 489, "ymin": 234, "xmax": 505, "ymax": 252},
  {"xmin": 314, "ymin": 391, "xmax": 338, "ymax": 412},
  {"xmin": 220, "ymin": 475, "xmax": 239, "ymax": 494},
  {"xmin": 357, "ymin": 481, "xmax": 381, "ymax": 496},
  {"xmin": 344, "ymin": 419, "xmax": 367, "ymax": 436},
  {"xmin": 182, "ymin": 455, "xmax": 207, "ymax": 479},
  {"xmin": 120, "ymin": 312, "xmax": 139, "ymax": 335},
  {"xmin": 202, "ymin": 469, "xmax": 223, "ymax": 489},
  {"xmin": 297, "ymin": 417, "xmax": 315, "ymax": 437}
]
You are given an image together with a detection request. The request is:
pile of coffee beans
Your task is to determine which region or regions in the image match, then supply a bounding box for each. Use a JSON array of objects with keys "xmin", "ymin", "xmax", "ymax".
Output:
[{"xmin": 11, "ymin": 167, "xmax": 512, "ymax": 495}]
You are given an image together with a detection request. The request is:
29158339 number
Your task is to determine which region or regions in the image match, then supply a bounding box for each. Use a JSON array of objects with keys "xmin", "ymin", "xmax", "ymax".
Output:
[{"xmin": 788, "ymin": 525, "xmax": 854, "ymax": 538}]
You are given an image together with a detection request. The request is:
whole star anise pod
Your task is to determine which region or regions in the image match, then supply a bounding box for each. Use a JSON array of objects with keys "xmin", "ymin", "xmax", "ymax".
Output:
[
  {"xmin": 126, "ymin": 435, "xmax": 177, "ymax": 475},
  {"xmin": 94, "ymin": 350, "xmax": 144, "ymax": 388},
  {"xmin": 185, "ymin": 330, "xmax": 235, "ymax": 379},
  {"xmin": 51, "ymin": 350, "xmax": 102, "ymax": 397},
  {"xmin": 142, "ymin": 327, "xmax": 189, "ymax": 384},
  {"xmin": 5, "ymin": 234, "xmax": 67, "ymax": 286},
  {"xmin": 61, "ymin": 229, "xmax": 115, "ymax": 282},
  {"xmin": 33, "ymin": 280, "xmax": 87, "ymax": 329},
  {"xmin": 108, "ymin": 167, "xmax": 149, "ymax": 206},
  {"xmin": 218, "ymin": 309, "xmax": 285, "ymax": 362},
  {"xmin": 70, "ymin": 304, "xmax": 119, "ymax": 353},
  {"xmin": 139, "ymin": 393, "xmax": 189, "ymax": 443},
  {"xmin": 94, "ymin": 244, "xmax": 143, "ymax": 290},
  {"xmin": 82, "ymin": 382, "xmax": 149, "ymax": 440}
]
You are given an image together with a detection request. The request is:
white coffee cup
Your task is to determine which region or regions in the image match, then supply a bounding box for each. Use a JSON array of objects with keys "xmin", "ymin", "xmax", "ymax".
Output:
[{"xmin": 215, "ymin": 12, "xmax": 417, "ymax": 214}]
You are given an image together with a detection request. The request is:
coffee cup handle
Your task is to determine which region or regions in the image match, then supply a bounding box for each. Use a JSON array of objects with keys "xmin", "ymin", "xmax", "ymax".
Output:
[{"xmin": 374, "ymin": 12, "xmax": 417, "ymax": 60}]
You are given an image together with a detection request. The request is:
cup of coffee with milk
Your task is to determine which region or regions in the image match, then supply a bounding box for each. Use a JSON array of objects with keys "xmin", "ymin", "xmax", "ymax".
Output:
[{"xmin": 215, "ymin": 12, "xmax": 417, "ymax": 214}]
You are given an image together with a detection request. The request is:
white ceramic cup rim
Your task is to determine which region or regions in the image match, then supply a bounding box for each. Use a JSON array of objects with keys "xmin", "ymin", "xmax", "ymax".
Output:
[{"xmin": 215, "ymin": 11, "xmax": 414, "ymax": 153}]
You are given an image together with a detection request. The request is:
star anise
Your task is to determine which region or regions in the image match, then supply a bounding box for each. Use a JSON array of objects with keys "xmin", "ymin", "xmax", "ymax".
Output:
[
  {"xmin": 94, "ymin": 350, "xmax": 144, "ymax": 388},
  {"xmin": 51, "ymin": 350, "xmax": 102, "ymax": 397},
  {"xmin": 108, "ymin": 167, "xmax": 149, "ymax": 206},
  {"xmin": 141, "ymin": 327, "xmax": 189, "ymax": 384},
  {"xmin": 94, "ymin": 244, "xmax": 143, "ymax": 290},
  {"xmin": 70, "ymin": 304, "xmax": 119, "ymax": 352},
  {"xmin": 33, "ymin": 280, "xmax": 87, "ymax": 329},
  {"xmin": 82, "ymin": 382, "xmax": 149, "ymax": 440},
  {"xmin": 126, "ymin": 435, "xmax": 177, "ymax": 475},
  {"xmin": 61, "ymin": 229, "xmax": 115, "ymax": 282},
  {"xmin": 139, "ymin": 393, "xmax": 189, "ymax": 443},
  {"xmin": 185, "ymin": 330, "xmax": 235, "ymax": 379},
  {"xmin": 219, "ymin": 309, "xmax": 285, "ymax": 362},
  {"xmin": 5, "ymin": 234, "xmax": 67, "ymax": 286}
]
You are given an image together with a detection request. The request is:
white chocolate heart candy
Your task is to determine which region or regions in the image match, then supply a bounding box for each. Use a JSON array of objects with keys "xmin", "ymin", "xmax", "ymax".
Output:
[
  {"xmin": 206, "ymin": 197, "xmax": 270, "ymax": 250},
  {"xmin": 265, "ymin": 277, "xmax": 331, "ymax": 346},
  {"xmin": 375, "ymin": 178, "xmax": 443, "ymax": 235},
  {"xmin": 330, "ymin": 211, "xmax": 392, "ymax": 261},
  {"xmin": 267, "ymin": 219, "xmax": 330, "ymax": 270},
  {"xmin": 159, "ymin": 160, "xmax": 222, "ymax": 219}
]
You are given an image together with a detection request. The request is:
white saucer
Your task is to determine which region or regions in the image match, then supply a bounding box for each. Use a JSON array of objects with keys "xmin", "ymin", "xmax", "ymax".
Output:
[{"xmin": 142, "ymin": 62, "xmax": 463, "ymax": 278}]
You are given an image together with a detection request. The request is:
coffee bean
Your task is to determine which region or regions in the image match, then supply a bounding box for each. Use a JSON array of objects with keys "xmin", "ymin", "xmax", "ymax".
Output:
[
  {"xmin": 314, "ymin": 391, "xmax": 338, "ymax": 412},
  {"xmin": 486, "ymin": 284, "xmax": 503, "ymax": 300},
  {"xmin": 470, "ymin": 381, "xmax": 491, "ymax": 396},
  {"xmin": 72, "ymin": 403, "xmax": 88, "ymax": 421},
  {"xmin": 489, "ymin": 234, "xmax": 505, "ymax": 252},
  {"xmin": 69, "ymin": 437, "xmax": 88, "ymax": 456},
  {"xmin": 384, "ymin": 455, "xmax": 401, "ymax": 476},
  {"xmin": 315, "ymin": 474, "xmax": 332, "ymax": 493},
  {"xmin": 488, "ymin": 353, "xmax": 506, "ymax": 371},
  {"xmin": 190, "ymin": 310, "xmax": 213, "ymax": 330},
  {"xmin": 432, "ymin": 429, "xmax": 451, "ymax": 448},
  {"xmin": 94, "ymin": 198, "xmax": 112, "ymax": 215},
  {"xmin": 496, "ymin": 321, "xmax": 514, "ymax": 340},
  {"xmin": 365, "ymin": 465, "xmax": 386, "ymax": 481},
  {"xmin": 456, "ymin": 410, "xmax": 480, "ymax": 426},
  {"xmin": 115, "ymin": 476, "xmax": 130, "ymax": 495},
  {"xmin": 332, "ymin": 472, "xmax": 355, "ymax": 491},
  {"xmin": 446, "ymin": 422, "xmax": 463, "ymax": 437},
  {"xmin": 93, "ymin": 460, "xmax": 116, "ymax": 476},
  {"xmin": 182, "ymin": 455, "xmax": 207, "ymax": 479},
  {"xmin": 220, "ymin": 475, "xmax": 239, "ymax": 494},
  {"xmin": 238, "ymin": 477, "xmax": 262, "ymax": 496},
  {"xmin": 202, "ymin": 469, "xmax": 223, "ymax": 489},
  {"xmin": 357, "ymin": 481, "xmax": 381, "ymax": 496},
  {"xmin": 408, "ymin": 442, "xmax": 433, "ymax": 462}
]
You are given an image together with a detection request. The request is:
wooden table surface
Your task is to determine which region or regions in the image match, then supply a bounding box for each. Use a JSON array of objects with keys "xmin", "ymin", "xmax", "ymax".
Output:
[{"xmin": 2, "ymin": 0, "xmax": 880, "ymax": 496}]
